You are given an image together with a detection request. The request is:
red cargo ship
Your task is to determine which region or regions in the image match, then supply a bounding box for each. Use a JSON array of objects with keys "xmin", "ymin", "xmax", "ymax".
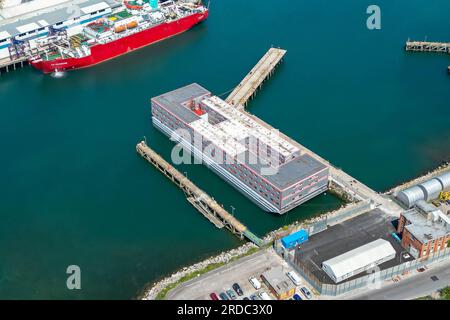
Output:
[{"xmin": 29, "ymin": 1, "xmax": 208, "ymax": 73}]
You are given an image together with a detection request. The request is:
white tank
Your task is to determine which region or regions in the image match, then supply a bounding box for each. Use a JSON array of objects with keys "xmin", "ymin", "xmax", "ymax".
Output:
[
  {"xmin": 436, "ymin": 172, "xmax": 450, "ymax": 190},
  {"xmin": 418, "ymin": 178, "xmax": 443, "ymax": 201},
  {"xmin": 397, "ymin": 186, "xmax": 425, "ymax": 208}
]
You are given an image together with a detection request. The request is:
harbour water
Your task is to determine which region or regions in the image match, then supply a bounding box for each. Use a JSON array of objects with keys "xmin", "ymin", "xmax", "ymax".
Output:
[{"xmin": 0, "ymin": 0, "xmax": 449, "ymax": 299}]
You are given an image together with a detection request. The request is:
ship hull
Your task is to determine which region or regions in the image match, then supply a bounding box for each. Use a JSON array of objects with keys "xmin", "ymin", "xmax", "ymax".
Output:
[{"xmin": 30, "ymin": 11, "xmax": 208, "ymax": 73}]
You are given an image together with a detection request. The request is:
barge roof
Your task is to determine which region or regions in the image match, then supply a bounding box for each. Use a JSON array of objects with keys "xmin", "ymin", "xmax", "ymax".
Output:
[
  {"xmin": 152, "ymin": 83, "xmax": 329, "ymax": 190},
  {"xmin": 152, "ymin": 83, "xmax": 212, "ymax": 124}
]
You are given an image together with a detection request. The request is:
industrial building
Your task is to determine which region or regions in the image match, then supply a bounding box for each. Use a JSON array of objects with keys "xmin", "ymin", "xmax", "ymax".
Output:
[
  {"xmin": 292, "ymin": 209, "xmax": 414, "ymax": 289},
  {"xmin": 397, "ymin": 201, "xmax": 450, "ymax": 259},
  {"xmin": 260, "ymin": 266, "xmax": 296, "ymax": 300},
  {"xmin": 151, "ymin": 83, "xmax": 329, "ymax": 214},
  {"xmin": 397, "ymin": 172, "xmax": 450, "ymax": 208},
  {"xmin": 321, "ymin": 239, "xmax": 396, "ymax": 283}
]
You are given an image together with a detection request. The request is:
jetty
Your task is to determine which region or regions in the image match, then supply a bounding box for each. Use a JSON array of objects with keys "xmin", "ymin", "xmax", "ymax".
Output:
[
  {"xmin": 226, "ymin": 47, "xmax": 286, "ymax": 107},
  {"xmin": 0, "ymin": 57, "xmax": 29, "ymax": 76},
  {"xmin": 136, "ymin": 141, "xmax": 264, "ymax": 247},
  {"xmin": 227, "ymin": 49, "xmax": 403, "ymax": 216},
  {"xmin": 405, "ymin": 40, "xmax": 450, "ymax": 53}
]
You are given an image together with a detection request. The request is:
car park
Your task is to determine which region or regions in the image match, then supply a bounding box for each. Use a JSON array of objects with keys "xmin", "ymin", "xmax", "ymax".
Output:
[
  {"xmin": 293, "ymin": 294, "xmax": 302, "ymax": 301},
  {"xmin": 249, "ymin": 277, "xmax": 262, "ymax": 290},
  {"xmin": 210, "ymin": 293, "xmax": 219, "ymax": 300},
  {"xmin": 286, "ymin": 271, "xmax": 302, "ymax": 286},
  {"xmin": 300, "ymin": 287, "xmax": 312, "ymax": 299},
  {"xmin": 226, "ymin": 289, "xmax": 237, "ymax": 300},
  {"xmin": 250, "ymin": 294, "xmax": 259, "ymax": 300},
  {"xmin": 259, "ymin": 291, "xmax": 271, "ymax": 300},
  {"xmin": 232, "ymin": 283, "xmax": 244, "ymax": 296},
  {"xmin": 219, "ymin": 292, "xmax": 229, "ymax": 300}
]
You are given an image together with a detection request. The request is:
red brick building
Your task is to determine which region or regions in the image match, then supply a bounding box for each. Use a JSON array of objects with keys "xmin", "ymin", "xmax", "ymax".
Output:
[{"xmin": 397, "ymin": 201, "xmax": 450, "ymax": 259}]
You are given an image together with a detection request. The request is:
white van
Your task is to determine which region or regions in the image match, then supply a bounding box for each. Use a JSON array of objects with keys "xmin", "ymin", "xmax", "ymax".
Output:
[
  {"xmin": 286, "ymin": 271, "xmax": 302, "ymax": 286},
  {"xmin": 249, "ymin": 277, "xmax": 262, "ymax": 290},
  {"xmin": 259, "ymin": 291, "xmax": 271, "ymax": 300}
]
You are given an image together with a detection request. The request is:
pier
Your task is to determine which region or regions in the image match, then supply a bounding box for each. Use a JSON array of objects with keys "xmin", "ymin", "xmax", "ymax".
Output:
[
  {"xmin": 406, "ymin": 40, "xmax": 450, "ymax": 53},
  {"xmin": 227, "ymin": 50, "xmax": 403, "ymax": 216},
  {"xmin": 136, "ymin": 141, "xmax": 264, "ymax": 246},
  {"xmin": 0, "ymin": 57, "xmax": 29, "ymax": 76},
  {"xmin": 226, "ymin": 48, "xmax": 286, "ymax": 107}
]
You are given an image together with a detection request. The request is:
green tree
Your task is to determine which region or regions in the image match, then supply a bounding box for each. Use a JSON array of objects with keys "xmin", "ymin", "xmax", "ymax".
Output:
[{"xmin": 441, "ymin": 286, "xmax": 450, "ymax": 300}]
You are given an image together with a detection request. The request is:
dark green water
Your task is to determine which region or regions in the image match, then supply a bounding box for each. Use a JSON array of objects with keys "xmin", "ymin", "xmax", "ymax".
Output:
[{"xmin": 0, "ymin": 0, "xmax": 449, "ymax": 299}]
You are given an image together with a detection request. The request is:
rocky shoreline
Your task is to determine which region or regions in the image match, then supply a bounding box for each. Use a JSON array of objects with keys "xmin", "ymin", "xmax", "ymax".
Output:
[
  {"xmin": 385, "ymin": 159, "xmax": 450, "ymax": 195},
  {"xmin": 140, "ymin": 200, "xmax": 359, "ymax": 300},
  {"xmin": 140, "ymin": 160, "xmax": 450, "ymax": 300},
  {"xmin": 140, "ymin": 242, "xmax": 259, "ymax": 300}
]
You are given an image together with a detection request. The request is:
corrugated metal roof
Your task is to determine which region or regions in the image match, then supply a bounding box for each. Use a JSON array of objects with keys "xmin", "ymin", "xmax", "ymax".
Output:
[
  {"xmin": 322, "ymin": 239, "xmax": 396, "ymax": 280},
  {"xmin": 397, "ymin": 185, "xmax": 425, "ymax": 208},
  {"xmin": 437, "ymin": 171, "xmax": 450, "ymax": 189}
]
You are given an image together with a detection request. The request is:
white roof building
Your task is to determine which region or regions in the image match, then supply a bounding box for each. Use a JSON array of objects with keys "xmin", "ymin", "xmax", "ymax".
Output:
[{"xmin": 322, "ymin": 239, "xmax": 396, "ymax": 283}]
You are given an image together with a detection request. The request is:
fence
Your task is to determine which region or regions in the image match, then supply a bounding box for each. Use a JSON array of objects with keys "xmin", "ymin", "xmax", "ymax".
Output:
[{"xmin": 288, "ymin": 246, "xmax": 450, "ymax": 296}]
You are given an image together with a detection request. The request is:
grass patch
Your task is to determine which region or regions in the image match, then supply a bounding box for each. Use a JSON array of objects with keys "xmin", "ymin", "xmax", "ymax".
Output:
[
  {"xmin": 415, "ymin": 296, "xmax": 434, "ymax": 300},
  {"xmin": 155, "ymin": 244, "xmax": 269, "ymax": 300},
  {"xmin": 156, "ymin": 262, "xmax": 225, "ymax": 300},
  {"xmin": 440, "ymin": 286, "xmax": 450, "ymax": 300}
]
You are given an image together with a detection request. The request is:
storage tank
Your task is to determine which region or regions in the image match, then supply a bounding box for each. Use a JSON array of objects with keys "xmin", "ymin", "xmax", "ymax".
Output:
[
  {"xmin": 418, "ymin": 178, "xmax": 443, "ymax": 201},
  {"xmin": 397, "ymin": 186, "xmax": 425, "ymax": 208},
  {"xmin": 436, "ymin": 172, "xmax": 450, "ymax": 190}
]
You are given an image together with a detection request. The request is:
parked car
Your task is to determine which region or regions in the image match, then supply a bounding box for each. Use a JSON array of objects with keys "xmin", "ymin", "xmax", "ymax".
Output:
[
  {"xmin": 286, "ymin": 271, "xmax": 302, "ymax": 286},
  {"xmin": 219, "ymin": 292, "xmax": 229, "ymax": 300},
  {"xmin": 226, "ymin": 289, "xmax": 237, "ymax": 300},
  {"xmin": 249, "ymin": 277, "xmax": 262, "ymax": 290},
  {"xmin": 210, "ymin": 293, "xmax": 219, "ymax": 300},
  {"xmin": 250, "ymin": 294, "xmax": 259, "ymax": 300},
  {"xmin": 242, "ymin": 297, "xmax": 250, "ymax": 300},
  {"xmin": 293, "ymin": 294, "xmax": 302, "ymax": 301},
  {"xmin": 232, "ymin": 283, "xmax": 244, "ymax": 296},
  {"xmin": 300, "ymin": 287, "xmax": 312, "ymax": 299},
  {"xmin": 259, "ymin": 291, "xmax": 271, "ymax": 300}
]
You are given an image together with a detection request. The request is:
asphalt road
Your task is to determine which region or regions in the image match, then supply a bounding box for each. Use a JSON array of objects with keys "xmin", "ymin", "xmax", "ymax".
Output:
[
  {"xmin": 166, "ymin": 248, "xmax": 289, "ymax": 300},
  {"xmin": 349, "ymin": 259, "xmax": 450, "ymax": 300}
]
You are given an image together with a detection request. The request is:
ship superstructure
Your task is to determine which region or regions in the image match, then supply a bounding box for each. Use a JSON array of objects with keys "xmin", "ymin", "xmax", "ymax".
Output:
[
  {"xmin": 25, "ymin": 0, "xmax": 208, "ymax": 73},
  {"xmin": 151, "ymin": 84, "xmax": 330, "ymax": 214}
]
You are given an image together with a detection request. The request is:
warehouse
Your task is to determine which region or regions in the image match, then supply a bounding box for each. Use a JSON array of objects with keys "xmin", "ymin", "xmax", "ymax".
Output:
[{"xmin": 322, "ymin": 239, "xmax": 396, "ymax": 283}]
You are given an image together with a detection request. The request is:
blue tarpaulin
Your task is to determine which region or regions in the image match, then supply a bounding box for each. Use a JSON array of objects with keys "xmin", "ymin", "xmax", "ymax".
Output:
[{"xmin": 281, "ymin": 229, "xmax": 309, "ymax": 249}]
